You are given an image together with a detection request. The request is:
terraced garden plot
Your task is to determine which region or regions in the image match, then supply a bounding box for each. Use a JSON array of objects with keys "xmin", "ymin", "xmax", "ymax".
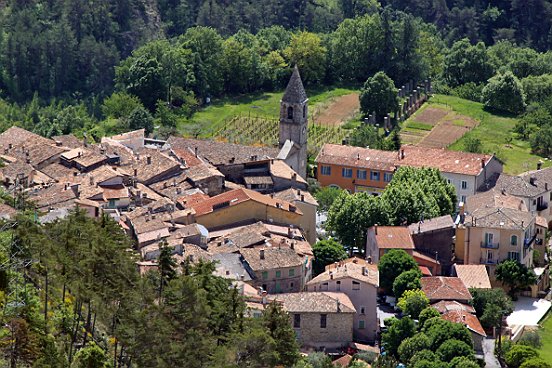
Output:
[{"xmin": 400, "ymin": 104, "xmax": 478, "ymax": 148}]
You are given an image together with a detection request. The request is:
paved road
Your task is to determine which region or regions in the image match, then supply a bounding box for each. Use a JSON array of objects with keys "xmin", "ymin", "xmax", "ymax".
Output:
[{"xmin": 482, "ymin": 338, "xmax": 501, "ymax": 368}]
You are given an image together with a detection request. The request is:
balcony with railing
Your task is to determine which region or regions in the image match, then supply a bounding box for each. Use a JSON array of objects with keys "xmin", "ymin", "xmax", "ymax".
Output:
[{"xmin": 481, "ymin": 241, "xmax": 500, "ymax": 249}]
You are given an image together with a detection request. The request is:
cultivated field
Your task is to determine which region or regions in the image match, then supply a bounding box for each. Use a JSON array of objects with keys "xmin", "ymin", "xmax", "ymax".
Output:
[
  {"xmin": 312, "ymin": 93, "xmax": 360, "ymax": 126},
  {"xmin": 181, "ymin": 86, "xmax": 358, "ymax": 138},
  {"xmin": 427, "ymin": 94, "xmax": 551, "ymax": 174},
  {"xmin": 401, "ymin": 105, "xmax": 478, "ymax": 148},
  {"xmin": 214, "ymin": 115, "xmax": 349, "ymax": 157}
]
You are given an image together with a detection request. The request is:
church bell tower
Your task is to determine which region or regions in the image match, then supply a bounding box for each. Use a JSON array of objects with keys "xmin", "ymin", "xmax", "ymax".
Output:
[{"xmin": 279, "ymin": 65, "xmax": 308, "ymax": 179}]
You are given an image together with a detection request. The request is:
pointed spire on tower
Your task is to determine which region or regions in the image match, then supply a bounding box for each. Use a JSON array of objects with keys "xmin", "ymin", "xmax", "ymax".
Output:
[{"xmin": 282, "ymin": 65, "xmax": 308, "ymax": 104}]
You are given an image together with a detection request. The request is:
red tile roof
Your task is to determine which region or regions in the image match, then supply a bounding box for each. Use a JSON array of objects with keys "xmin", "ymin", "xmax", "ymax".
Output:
[
  {"xmin": 442, "ymin": 310, "xmax": 486, "ymax": 337},
  {"xmin": 431, "ymin": 300, "xmax": 476, "ymax": 314},
  {"xmin": 189, "ymin": 188, "xmax": 302, "ymax": 217},
  {"xmin": 373, "ymin": 226, "xmax": 415, "ymax": 249},
  {"xmin": 316, "ymin": 144, "xmax": 397, "ymax": 171},
  {"xmin": 421, "ymin": 276, "xmax": 472, "ymax": 302},
  {"xmin": 397, "ymin": 145, "xmax": 493, "ymax": 176}
]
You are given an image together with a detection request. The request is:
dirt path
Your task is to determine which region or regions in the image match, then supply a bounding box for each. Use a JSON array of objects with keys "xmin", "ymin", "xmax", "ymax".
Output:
[{"xmin": 313, "ymin": 93, "xmax": 360, "ymax": 126}]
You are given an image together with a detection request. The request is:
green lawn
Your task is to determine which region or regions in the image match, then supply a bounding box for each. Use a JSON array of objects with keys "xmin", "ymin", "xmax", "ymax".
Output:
[
  {"xmin": 430, "ymin": 94, "xmax": 552, "ymax": 175},
  {"xmin": 538, "ymin": 312, "xmax": 552, "ymax": 362},
  {"xmin": 180, "ymin": 86, "xmax": 357, "ymax": 137}
]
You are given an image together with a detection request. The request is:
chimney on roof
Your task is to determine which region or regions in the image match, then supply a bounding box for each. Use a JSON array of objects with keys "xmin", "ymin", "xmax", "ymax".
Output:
[
  {"xmin": 357, "ymin": 153, "xmax": 360, "ymax": 160},
  {"xmin": 260, "ymin": 249, "xmax": 265, "ymax": 260},
  {"xmin": 291, "ymin": 173, "xmax": 297, "ymax": 183},
  {"xmin": 55, "ymin": 140, "xmax": 62, "ymax": 147},
  {"xmin": 301, "ymin": 194, "xmax": 305, "ymax": 202},
  {"xmin": 400, "ymin": 149, "xmax": 405, "ymax": 160},
  {"xmin": 89, "ymin": 176, "xmax": 94, "ymax": 186},
  {"xmin": 481, "ymin": 158, "xmax": 485, "ymax": 169},
  {"xmin": 367, "ymin": 255, "xmax": 372, "ymax": 264},
  {"xmin": 374, "ymin": 224, "xmax": 378, "ymax": 235},
  {"xmin": 290, "ymin": 241, "xmax": 295, "ymax": 250},
  {"xmin": 337, "ymin": 300, "xmax": 341, "ymax": 313},
  {"xmin": 194, "ymin": 147, "xmax": 198, "ymax": 157},
  {"xmin": 530, "ymin": 176, "xmax": 536, "ymax": 186},
  {"xmin": 240, "ymin": 274, "xmax": 245, "ymax": 281},
  {"xmin": 538, "ymin": 161, "xmax": 543, "ymax": 171},
  {"xmin": 8, "ymin": 143, "xmax": 12, "ymax": 150},
  {"xmin": 134, "ymin": 168, "xmax": 138, "ymax": 178},
  {"xmin": 362, "ymin": 266, "xmax": 367, "ymax": 275},
  {"xmin": 146, "ymin": 155, "xmax": 152, "ymax": 165}
]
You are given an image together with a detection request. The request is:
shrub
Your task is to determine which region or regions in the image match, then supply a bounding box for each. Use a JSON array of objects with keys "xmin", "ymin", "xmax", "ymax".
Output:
[
  {"xmin": 520, "ymin": 358, "xmax": 552, "ymax": 368},
  {"xmin": 505, "ymin": 345, "xmax": 539, "ymax": 368},
  {"xmin": 409, "ymin": 350, "xmax": 437, "ymax": 367},
  {"xmin": 449, "ymin": 356, "xmax": 479, "ymax": 368},
  {"xmin": 518, "ymin": 331, "xmax": 542, "ymax": 349}
]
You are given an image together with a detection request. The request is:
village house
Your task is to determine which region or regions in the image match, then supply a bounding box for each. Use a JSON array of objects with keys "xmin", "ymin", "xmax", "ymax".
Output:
[
  {"xmin": 306, "ymin": 257, "xmax": 379, "ymax": 343},
  {"xmin": 315, "ymin": 144, "xmax": 396, "ymax": 194},
  {"xmin": 494, "ymin": 165, "xmax": 552, "ymax": 226},
  {"xmin": 451, "ymin": 264, "xmax": 492, "ymax": 289},
  {"xmin": 396, "ymin": 145, "xmax": 503, "ymax": 205},
  {"xmin": 442, "ymin": 310, "xmax": 487, "ymax": 353},
  {"xmin": 456, "ymin": 189, "xmax": 544, "ymax": 282},
  {"xmin": 272, "ymin": 188, "xmax": 318, "ymax": 244},
  {"xmin": 421, "ymin": 276, "xmax": 472, "ymax": 304},
  {"xmin": 273, "ymin": 292, "xmax": 356, "ymax": 352},
  {"xmin": 187, "ymin": 187, "xmax": 307, "ymax": 233},
  {"xmin": 365, "ymin": 225, "xmax": 441, "ymax": 275},
  {"xmin": 240, "ymin": 247, "xmax": 306, "ymax": 293}
]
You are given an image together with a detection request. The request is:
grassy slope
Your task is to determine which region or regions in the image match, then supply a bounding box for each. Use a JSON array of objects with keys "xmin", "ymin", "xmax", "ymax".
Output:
[
  {"xmin": 538, "ymin": 313, "xmax": 552, "ymax": 362},
  {"xmin": 181, "ymin": 86, "xmax": 357, "ymax": 137},
  {"xmin": 429, "ymin": 94, "xmax": 551, "ymax": 175}
]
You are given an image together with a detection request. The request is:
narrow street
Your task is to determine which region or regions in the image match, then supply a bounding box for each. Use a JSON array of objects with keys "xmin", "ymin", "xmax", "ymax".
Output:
[{"xmin": 482, "ymin": 338, "xmax": 500, "ymax": 368}]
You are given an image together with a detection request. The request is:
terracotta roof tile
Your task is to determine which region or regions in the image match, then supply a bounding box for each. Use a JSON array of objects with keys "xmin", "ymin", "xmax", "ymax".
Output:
[
  {"xmin": 397, "ymin": 145, "xmax": 493, "ymax": 176},
  {"xmin": 442, "ymin": 310, "xmax": 486, "ymax": 336},
  {"xmin": 466, "ymin": 189, "xmax": 527, "ymax": 213},
  {"xmin": 408, "ymin": 215, "xmax": 454, "ymax": 234},
  {"xmin": 452, "ymin": 265, "xmax": 492, "ymax": 289},
  {"xmin": 466, "ymin": 207, "xmax": 534, "ymax": 230},
  {"xmin": 373, "ymin": 226, "xmax": 415, "ymax": 249},
  {"xmin": 240, "ymin": 246, "xmax": 303, "ymax": 271},
  {"xmin": 52, "ymin": 134, "xmax": 83, "ymax": 149},
  {"xmin": 316, "ymin": 144, "xmax": 397, "ymax": 171},
  {"xmin": 189, "ymin": 188, "xmax": 302, "ymax": 217},
  {"xmin": 270, "ymin": 160, "xmax": 307, "ymax": 185},
  {"xmin": 273, "ymin": 292, "xmax": 356, "ymax": 313},
  {"xmin": 421, "ymin": 277, "xmax": 472, "ymax": 302},
  {"xmin": 272, "ymin": 188, "xmax": 318, "ymax": 206},
  {"xmin": 131, "ymin": 148, "xmax": 181, "ymax": 184},
  {"xmin": 308, "ymin": 258, "xmax": 379, "ymax": 286},
  {"xmin": 431, "ymin": 300, "xmax": 476, "ymax": 314},
  {"xmin": 166, "ymin": 137, "xmax": 279, "ymax": 166},
  {"xmin": 0, "ymin": 127, "xmax": 53, "ymax": 148}
]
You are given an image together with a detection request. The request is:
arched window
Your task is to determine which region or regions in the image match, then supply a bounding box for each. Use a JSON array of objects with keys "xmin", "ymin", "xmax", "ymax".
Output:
[
  {"xmin": 287, "ymin": 106, "xmax": 293, "ymax": 119},
  {"xmin": 303, "ymin": 105, "xmax": 307, "ymax": 118},
  {"xmin": 511, "ymin": 235, "xmax": 518, "ymax": 246}
]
